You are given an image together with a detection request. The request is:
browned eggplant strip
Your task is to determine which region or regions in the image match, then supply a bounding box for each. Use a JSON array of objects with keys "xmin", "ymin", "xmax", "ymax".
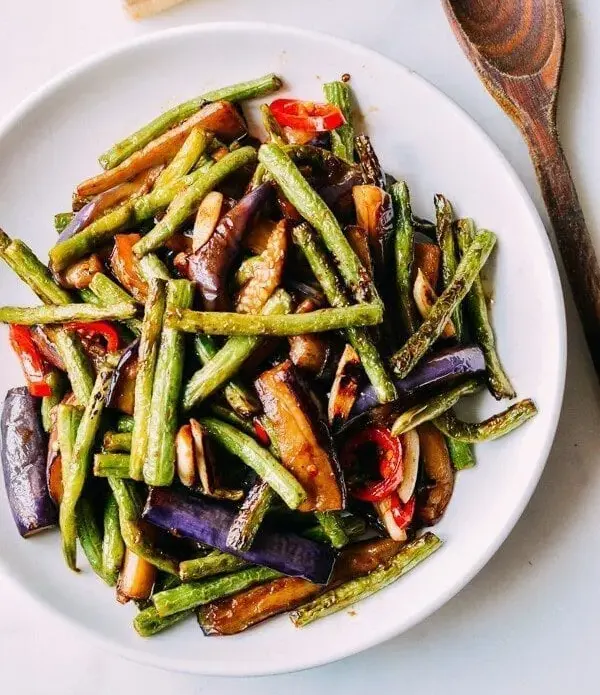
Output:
[
  {"xmin": 288, "ymin": 298, "xmax": 329, "ymax": 374},
  {"xmin": 328, "ymin": 344, "xmax": 361, "ymax": 428},
  {"xmin": 255, "ymin": 360, "xmax": 345, "ymax": 512},
  {"xmin": 417, "ymin": 422, "xmax": 454, "ymax": 525},
  {"xmin": 197, "ymin": 538, "xmax": 402, "ymax": 635}
]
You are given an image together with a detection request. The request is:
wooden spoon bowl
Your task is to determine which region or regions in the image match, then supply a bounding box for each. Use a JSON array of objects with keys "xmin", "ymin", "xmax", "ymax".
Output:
[{"xmin": 444, "ymin": 0, "xmax": 600, "ymax": 377}]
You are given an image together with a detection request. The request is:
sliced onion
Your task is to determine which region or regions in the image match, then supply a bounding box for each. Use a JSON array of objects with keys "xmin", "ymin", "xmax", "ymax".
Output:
[
  {"xmin": 397, "ymin": 429, "xmax": 419, "ymax": 503},
  {"xmin": 413, "ymin": 268, "xmax": 456, "ymax": 339},
  {"xmin": 176, "ymin": 424, "xmax": 196, "ymax": 488},
  {"xmin": 192, "ymin": 191, "xmax": 223, "ymax": 252},
  {"xmin": 374, "ymin": 496, "xmax": 408, "ymax": 542}
]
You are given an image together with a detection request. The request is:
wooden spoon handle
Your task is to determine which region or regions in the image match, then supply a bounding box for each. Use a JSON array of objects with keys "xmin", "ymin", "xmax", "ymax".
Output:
[{"xmin": 523, "ymin": 118, "xmax": 600, "ymax": 373}]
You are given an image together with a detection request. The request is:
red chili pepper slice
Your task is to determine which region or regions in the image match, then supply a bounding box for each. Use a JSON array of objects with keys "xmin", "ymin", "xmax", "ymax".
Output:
[
  {"xmin": 66, "ymin": 321, "xmax": 120, "ymax": 353},
  {"xmin": 389, "ymin": 494, "xmax": 416, "ymax": 530},
  {"xmin": 252, "ymin": 417, "xmax": 271, "ymax": 447},
  {"xmin": 8, "ymin": 325, "xmax": 52, "ymax": 397},
  {"xmin": 269, "ymin": 99, "xmax": 346, "ymax": 132},
  {"xmin": 341, "ymin": 426, "xmax": 403, "ymax": 503}
]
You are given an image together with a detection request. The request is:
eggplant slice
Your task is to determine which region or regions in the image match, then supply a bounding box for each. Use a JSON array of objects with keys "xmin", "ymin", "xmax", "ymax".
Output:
[{"xmin": 255, "ymin": 360, "xmax": 346, "ymax": 512}]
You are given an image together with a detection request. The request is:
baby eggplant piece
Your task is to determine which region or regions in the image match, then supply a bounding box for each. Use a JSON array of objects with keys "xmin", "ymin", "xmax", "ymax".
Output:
[
  {"xmin": 1, "ymin": 387, "xmax": 58, "ymax": 537},
  {"xmin": 143, "ymin": 486, "xmax": 336, "ymax": 584},
  {"xmin": 417, "ymin": 422, "xmax": 454, "ymax": 525},
  {"xmin": 187, "ymin": 182, "xmax": 273, "ymax": 310},
  {"xmin": 255, "ymin": 360, "xmax": 346, "ymax": 512}
]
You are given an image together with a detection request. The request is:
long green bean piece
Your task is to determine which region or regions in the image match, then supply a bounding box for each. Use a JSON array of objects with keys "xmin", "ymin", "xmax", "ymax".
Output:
[
  {"xmin": 0, "ymin": 301, "xmax": 137, "ymax": 325},
  {"xmin": 102, "ymin": 431, "xmax": 132, "ymax": 452},
  {"xmin": 117, "ymin": 415, "xmax": 135, "ymax": 433},
  {"xmin": 0, "ymin": 232, "xmax": 94, "ymax": 402},
  {"xmin": 99, "ymin": 73, "xmax": 282, "ymax": 169},
  {"xmin": 139, "ymin": 253, "xmax": 172, "ymax": 282},
  {"xmin": 323, "ymin": 81, "xmax": 354, "ymax": 163},
  {"xmin": 292, "ymin": 224, "xmax": 396, "ymax": 404},
  {"xmin": 133, "ymin": 147, "xmax": 257, "ymax": 257},
  {"xmin": 314, "ymin": 511, "xmax": 350, "ymax": 549},
  {"xmin": 391, "ymin": 379, "xmax": 481, "ymax": 436},
  {"xmin": 194, "ymin": 334, "xmax": 260, "ymax": 417},
  {"xmin": 226, "ymin": 480, "xmax": 275, "ymax": 552},
  {"xmin": 435, "ymin": 194, "xmax": 464, "ymax": 341},
  {"xmin": 130, "ymin": 279, "xmax": 166, "ymax": 480},
  {"xmin": 49, "ymin": 203, "xmax": 134, "ymax": 271},
  {"xmin": 446, "ymin": 437, "xmax": 476, "ymax": 471},
  {"xmin": 76, "ymin": 497, "xmax": 111, "ymax": 584},
  {"xmin": 153, "ymin": 565, "xmax": 281, "ymax": 618},
  {"xmin": 199, "ymin": 417, "xmax": 306, "ymax": 510},
  {"xmin": 41, "ymin": 371, "xmax": 66, "ymax": 432},
  {"xmin": 434, "ymin": 399, "xmax": 537, "ymax": 442},
  {"xmin": 60, "ymin": 361, "xmax": 114, "ymax": 570},
  {"xmin": 88, "ymin": 272, "xmax": 142, "ymax": 336},
  {"xmin": 107, "ymin": 477, "xmax": 179, "ymax": 574},
  {"xmin": 183, "ymin": 289, "xmax": 292, "ymax": 411},
  {"xmin": 134, "ymin": 605, "xmax": 192, "ymax": 637},
  {"xmin": 303, "ymin": 515, "xmax": 366, "ymax": 545},
  {"xmin": 455, "ymin": 219, "xmax": 516, "ymax": 400},
  {"xmin": 389, "ymin": 230, "xmax": 497, "ymax": 378},
  {"xmin": 391, "ymin": 182, "xmax": 419, "ymax": 336},
  {"xmin": 144, "ymin": 280, "xmax": 194, "ymax": 486},
  {"xmin": 179, "ymin": 550, "xmax": 249, "ymax": 582},
  {"xmin": 102, "ymin": 493, "xmax": 125, "ymax": 585},
  {"xmin": 259, "ymin": 144, "xmax": 377, "ymax": 304},
  {"xmin": 208, "ymin": 404, "xmax": 256, "ymax": 436},
  {"xmin": 94, "ymin": 453, "xmax": 131, "ymax": 478},
  {"xmin": 167, "ymin": 302, "xmax": 382, "ymax": 336},
  {"xmin": 291, "ymin": 533, "xmax": 442, "ymax": 627},
  {"xmin": 154, "ymin": 127, "xmax": 209, "ymax": 189}
]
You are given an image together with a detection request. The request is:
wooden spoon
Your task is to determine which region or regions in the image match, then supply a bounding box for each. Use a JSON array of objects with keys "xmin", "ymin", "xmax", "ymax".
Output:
[{"xmin": 443, "ymin": 0, "xmax": 600, "ymax": 376}]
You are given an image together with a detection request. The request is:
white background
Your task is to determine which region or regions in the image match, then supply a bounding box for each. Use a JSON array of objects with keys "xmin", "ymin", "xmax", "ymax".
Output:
[{"xmin": 0, "ymin": 1, "xmax": 598, "ymax": 693}]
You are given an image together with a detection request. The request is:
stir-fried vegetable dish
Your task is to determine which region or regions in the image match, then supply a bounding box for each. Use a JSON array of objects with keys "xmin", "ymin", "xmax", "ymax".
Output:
[{"xmin": 0, "ymin": 72, "xmax": 536, "ymax": 637}]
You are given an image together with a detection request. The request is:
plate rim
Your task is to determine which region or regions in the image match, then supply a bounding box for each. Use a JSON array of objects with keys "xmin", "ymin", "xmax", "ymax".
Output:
[{"xmin": 0, "ymin": 20, "xmax": 567, "ymax": 676}]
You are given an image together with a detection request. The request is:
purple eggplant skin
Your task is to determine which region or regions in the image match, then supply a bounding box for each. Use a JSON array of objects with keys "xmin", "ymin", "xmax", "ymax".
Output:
[
  {"xmin": 1, "ymin": 387, "xmax": 58, "ymax": 537},
  {"xmin": 143, "ymin": 487, "xmax": 337, "ymax": 584},
  {"xmin": 187, "ymin": 182, "xmax": 273, "ymax": 311},
  {"xmin": 351, "ymin": 345, "xmax": 486, "ymax": 419}
]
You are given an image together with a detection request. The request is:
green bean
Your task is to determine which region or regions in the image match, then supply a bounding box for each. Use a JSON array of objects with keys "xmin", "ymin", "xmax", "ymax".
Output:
[
  {"xmin": 435, "ymin": 194, "xmax": 464, "ymax": 341},
  {"xmin": 389, "ymin": 230, "xmax": 497, "ymax": 378},
  {"xmin": 455, "ymin": 219, "xmax": 516, "ymax": 400},
  {"xmin": 391, "ymin": 379, "xmax": 481, "ymax": 436},
  {"xmin": 226, "ymin": 480, "xmax": 275, "ymax": 552},
  {"xmin": 60, "ymin": 361, "xmax": 114, "ymax": 570},
  {"xmin": 134, "ymin": 605, "xmax": 192, "ymax": 637},
  {"xmin": 49, "ymin": 203, "xmax": 134, "ymax": 271},
  {"xmin": 144, "ymin": 280, "xmax": 194, "ymax": 486},
  {"xmin": 183, "ymin": 289, "xmax": 292, "ymax": 411},
  {"xmin": 323, "ymin": 81, "xmax": 354, "ymax": 162},
  {"xmin": 76, "ymin": 497, "xmax": 111, "ymax": 584},
  {"xmin": 0, "ymin": 301, "xmax": 137, "ymax": 325},
  {"xmin": 391, "ymin": 182, "xmax": 419, "ymax": 335},
  {"xmin": 88, "ymin": 272, "xmax": 142, "ymax": 336},
  {"xmin": 117, "ymin": 415, "xmax": 134, "ymax": 433},
  {"xmin": 303, "ymin": 515, "xmax": 366, "ymax": 544},
  {"xmin": 179, "ymin": 550, "xmax": 249, "ymax": 582},
  {"xmin": 259, "ymin": 144, "xmax": 377, "ymax": 304},
  {"xmin": 130, "ymin": 279, "xmax": 166, "ymax": 481},
  {"xmin": 99, "ymin": 74, "xmax": 282, "ymax": 169},
  {"xmin": 153, "ymin": 565, "xmax": 281, "ymax": 618},
  {"xmin": 132, "ymin": 170, "xmax": 200, "ymax": 221},
  {"xmin": 107, "ymin": 477, "xmax": 179, "ymax": 574},
  {"xmin": 54, "ymin": 212, "xmax": 74, "ymax": 234},
  {"xmin": 234, "ymin": 255, "xmax": 262, "ymax": 288},
  {"xmin": 194, "ymin": 334, "xmax": 260, "ymax": 418},
  {"xmin": 102, "ymin": 493, "xmax": 125, "ymax": 585},
  {"xmin": 292, "ymin": 223, "xmax": 396, "ymax": 404},
  {"xmin": 166, "ymin": 302, "xmax": 382, "ymax": 336},
  {"xmin": 102, "ymin": 431, "xmax": 132, "ymax": 452},
  {"xmin": 41, "ymin": 371, "xmax": 66, "ymax": 432},
  {"xmin": 133, "ymin": 147, "xmax": 257, "ymax": 257},
  {"xmin": 199, "ymin": 417, "xmax": 306, "ymax": 510},
  {"xmin": 208, "ymin": 404, "xmax": 255, "ymax": 436},
  {"xmin": 260, "ymin": 104, "xmax": 285, "ymax": 145},
  {"xmin": 52, "ymin": 329, "xmax": 95, "ymax": 404},
  {"xmin": 155, "ymin": 127, "xmax": 209, "ymax": 189},
  {"xmin": 314, "ymin": 511, "xmax": 350, "ymax": 549},
  {"xmin": 291, "ymin": 533, "xmax": 442, "ymax": 627},
  {"xmin": 434, "ymin": 399, "xmax": 537, "ymax": 442},
  {"xmin": 446, "ymin": 437, "xmax": 476, "ymax": 471},
  {"xmin": 139, "ymin": 254, "xmax": 171, "ymax": 282},
  {"xmin": 94, "ymin": 453, "xmax": 131, "ymax": 478}
]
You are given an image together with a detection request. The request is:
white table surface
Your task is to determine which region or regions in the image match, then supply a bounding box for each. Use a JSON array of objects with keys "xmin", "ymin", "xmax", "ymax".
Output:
[{"xmin": 1, "ymin": 1, "xmax": 599, "ymax": 692}]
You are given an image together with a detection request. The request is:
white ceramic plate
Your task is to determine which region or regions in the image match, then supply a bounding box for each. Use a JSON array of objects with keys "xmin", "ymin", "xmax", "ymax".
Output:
[{"xmin": 0, "ymin": 22, "xmax": 566, "ymax": 676}]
